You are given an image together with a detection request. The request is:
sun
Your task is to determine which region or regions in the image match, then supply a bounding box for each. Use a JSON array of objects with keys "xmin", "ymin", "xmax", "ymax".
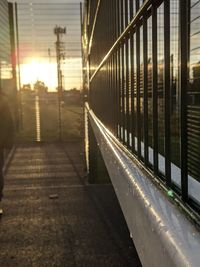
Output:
[
  {"xmin": 19, "ymin": 57, "xmax": 82, "ymax": 91},
  {"xmin": 20, "ymin": 59, "xmax": 57, "ymax": 91}
]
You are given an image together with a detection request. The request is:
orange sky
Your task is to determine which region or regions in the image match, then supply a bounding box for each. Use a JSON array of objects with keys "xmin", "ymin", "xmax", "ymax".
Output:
[{"xmin": 20, "ymin": 57, "xmax": 82, "ymax": 91}]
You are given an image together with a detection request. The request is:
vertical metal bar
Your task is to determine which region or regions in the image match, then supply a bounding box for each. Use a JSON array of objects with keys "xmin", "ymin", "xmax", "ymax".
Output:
[
  {"xmin": 122, "ymin": 44, "xmax": 126, "ymax": 144},
  {"xmin": 112, "ymin": 0, "xmax": 115, "ymax": 44},
  {"xmin": 106, "ymin": 62, "xmax": 109, "ymax": 125},
  {"xmin": 112, "ymin": 54, "xmax": 116, "ymax": 132},
  {"xmin": 179, "ymin": 0, "xmax": 189, "ymax": 201},
  {"xmin": 87, "ymin": 0, "xmax": 91, "ymax": 29},
  {"xmin": 110, "ymin": 56, "xmax": 113, "ymax": 131},
  {"xmin": 114, "ymin": 52, "xmax": 117, "ymax": 135},
  {"xmin": 121, "ymin": 0, "xmax": 126, "ymax": 143},
  {"xmin": 111, "ymin": 57, "xmax": 114, "ymax": 128},
  {"xmin": 106, "ymin": 59, "xmax": 108, "ymax": 126},
  {"xmin": 117, "ymin": 47, "xmax": 121, "ymax": 138},
  {"xmin": 118, "ymin": 0, "xmax": 121, "ymax": 139},
  {"xmin": 106, "ymin": 60, "xmax": 109, "ymax": 126},
  {"xmin": 130, "ymin": 0, "xmax": 133, "ymax": 21},
  {"xmin": 143, "ymin": 16, "xmax": 149, "ymax": 165},
  {"xmin": 118, "ymin": 1, "xmax": 122, "ymax": 137},
  {"xmin": 125, "ymin": 0, "xmax": 128, "ymax": 27},
  {"xmin": 130, "ymin": 36, "xmax": 135, "ymax": 152},
  {"xmin": 8, "ymin": 3, "xmax": 19, "ymax": 130},
  {"xmin": 15, "ymin": 2, "xmax": 24, "ymax": 130},
  {"xmin": 129, "ymin": 0, "xmax": 135, "ymax": 152},
  {"xmin": 116, "ymin": 1, "xmax": 120, "ymax": 137},
  {"xmin": 136, "ymin": 0, "xmax": 141, "ymax": 157},
  {"xmin": 113, "ymin": 53, "xmax": 116, "ymax": 135},
  {"xmin": 15, "ymin": 3, "xmax": 21, "ymax": 91},
  {"xmin": 125, "ymin": 39, "xmax": 130, "ymax": 146},
  {"xmin": 88, "ymin": 119, "xmax": 98, "ymax": 183},
  {"xmin": 164, "ymin": 0, "xmax": 171, "ymax": 186},
  {"xmin": 125, "ymin": 0, "xmax": 130, "ymax": 147},
  {"xmin": 80, "ymin": 3, "xmax": 83, "ymax": 34},
  {"xmin": 152, "ymin": 4, "xmax": 158, "ymax": 174},
  {"xmin": 8, "ymin": 4, "xmax": 17, "ymax": 87},
  {"xmin": 113, "ymin": 1, "xmax": 118, "ymax": 135},
  {"xmin": 119, "ymin": 46, "xmax": 122, "ymax": 140},
  {"xmin": 109, "ymin": 59, "xmax": 112, "ymax": 128}
]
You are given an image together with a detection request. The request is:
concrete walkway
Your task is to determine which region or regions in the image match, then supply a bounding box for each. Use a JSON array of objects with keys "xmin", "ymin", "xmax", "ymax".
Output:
[{"xmin": 0, "ymin": 142, "xmax": 141, "ymax": 267}]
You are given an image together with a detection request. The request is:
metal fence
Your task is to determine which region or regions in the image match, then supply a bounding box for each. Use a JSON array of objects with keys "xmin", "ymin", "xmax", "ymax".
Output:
[{"xmin": 82, "ymin": 0, "xmax": 200, "ymax": 213}]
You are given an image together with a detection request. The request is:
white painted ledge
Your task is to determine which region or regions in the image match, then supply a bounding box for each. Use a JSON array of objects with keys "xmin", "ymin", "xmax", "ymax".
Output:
[{"xmin": 88, "ymin": 107, "xmax": 200, "ymax": 267}]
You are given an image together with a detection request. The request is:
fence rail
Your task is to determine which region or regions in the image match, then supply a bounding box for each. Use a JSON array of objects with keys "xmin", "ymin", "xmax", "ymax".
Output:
[{"xmin": 82, "ymin": 0, "xmax": 200, "ymax": 213}]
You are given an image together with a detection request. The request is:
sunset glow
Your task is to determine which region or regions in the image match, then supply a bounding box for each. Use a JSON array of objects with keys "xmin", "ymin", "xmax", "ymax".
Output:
[
  {"xmin": 20, "ymin": 57, "xmax": 82, "ymax": 91},
  {"xmin": 20, "ymin": 59, "xmax": 58, "ymax": 90}
]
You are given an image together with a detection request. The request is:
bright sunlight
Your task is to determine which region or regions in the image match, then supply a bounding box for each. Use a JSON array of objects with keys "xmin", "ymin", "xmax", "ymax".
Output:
[
  {"xmin": 20, "ymin": 58, "xmax": 82, "ymax": 91},
  {"xmin": 20, "ymin": 59, "xmax": 57, "ymax": 91}
]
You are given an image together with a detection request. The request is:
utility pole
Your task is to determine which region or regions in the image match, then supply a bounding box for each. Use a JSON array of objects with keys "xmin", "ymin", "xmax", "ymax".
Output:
[
  {"xmin": 54, "ymin": 26, "xmax": 66, "ymax": 96},
  {"xmin": 54, "ymin": 26, "xmax": 66, "ymax": 141}
]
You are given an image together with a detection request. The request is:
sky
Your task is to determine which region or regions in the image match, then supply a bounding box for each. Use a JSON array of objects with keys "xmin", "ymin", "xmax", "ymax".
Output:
[{"xmin": 10, "ymin": 0, "xmax": 83, "ymax": 91}]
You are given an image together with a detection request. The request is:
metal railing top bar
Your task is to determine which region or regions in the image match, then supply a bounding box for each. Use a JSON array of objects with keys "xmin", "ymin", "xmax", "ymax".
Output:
[{"xmin": 89, "ymin": 0, "xmax": 161, "ymax": 83}]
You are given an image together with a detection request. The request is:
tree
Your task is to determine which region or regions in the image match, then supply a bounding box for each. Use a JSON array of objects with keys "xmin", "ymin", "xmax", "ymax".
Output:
[
  {"xmin": 34, "ymin": 80, "xmax": 48, "ymax": 94},
  {"xmin": 21, "ymin": 84, "xmax": 31, "ymax": 91}
]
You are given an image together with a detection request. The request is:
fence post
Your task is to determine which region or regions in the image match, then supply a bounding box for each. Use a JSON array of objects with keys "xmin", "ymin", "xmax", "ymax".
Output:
[{"xmin": 88, "ymin": 119, "xmax": 110, "ymax": 183}]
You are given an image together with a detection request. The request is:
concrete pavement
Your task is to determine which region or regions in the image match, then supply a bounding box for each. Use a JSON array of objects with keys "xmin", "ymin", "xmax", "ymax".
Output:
[{"xmin": 0, "ymin": 142, "xmax": 141, "ymax": 267}]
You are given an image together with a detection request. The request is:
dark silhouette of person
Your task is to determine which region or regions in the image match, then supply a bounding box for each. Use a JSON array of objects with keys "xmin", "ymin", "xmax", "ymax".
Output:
[{"xmin": 0, "ymin": 92, "xmax": 14, "ymax": 215}]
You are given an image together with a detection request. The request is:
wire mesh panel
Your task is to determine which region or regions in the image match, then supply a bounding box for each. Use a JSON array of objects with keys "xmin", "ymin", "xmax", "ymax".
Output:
[
  {"xmin": 15, "ymin": 1, "xmax": 82, "ymax": 90},
  {"xmin": 11, "ymin": 1, "xmax": 83, "ymax": 142},
  {"xmin": 0, "ymin": 1, "xmax": 18, "ymax": 131}
]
